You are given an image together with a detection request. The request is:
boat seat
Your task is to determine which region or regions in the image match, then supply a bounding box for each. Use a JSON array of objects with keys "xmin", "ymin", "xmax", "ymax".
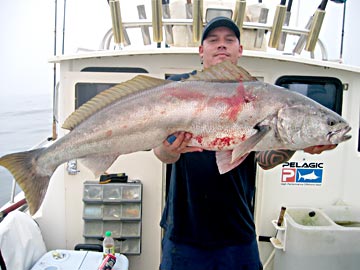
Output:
[{"xmin": 0, "ymin": 210, "xmax": 47, "ymax": 270}]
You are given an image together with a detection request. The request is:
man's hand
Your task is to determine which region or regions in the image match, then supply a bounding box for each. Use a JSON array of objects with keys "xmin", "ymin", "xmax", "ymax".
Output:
[
  {"xmin": 164, "ymin": 132, "xmax": 203, "ymax": 155},
  {"xmin": 153, "ymin": 132, "xmax": 203, "ymax": 164},
  {"xmin": 303, "ymin": 144, "xmax": 337, "ymax": 155}
]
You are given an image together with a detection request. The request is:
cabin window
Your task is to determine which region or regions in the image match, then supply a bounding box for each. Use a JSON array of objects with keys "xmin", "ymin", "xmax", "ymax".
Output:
[
  {"xmin": 275, "ymin": 76, "xmax": 343, "ymax": 115},
  {"xmin": 75, "ymin": 67, "xmax": 149, "ymax": 109},
  {"xmin": 75, "ymin": 83, "xmax": 117, "ymax": 109},
  {"xmin": 80, "ymin": 67, "xmax": 148, "ymax": 73}
]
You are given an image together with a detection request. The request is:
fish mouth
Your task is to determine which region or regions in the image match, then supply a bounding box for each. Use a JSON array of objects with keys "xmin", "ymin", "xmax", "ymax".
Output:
[{"xmin": 327, "ymin": 126, "xmax": 352, "ymax": 143}]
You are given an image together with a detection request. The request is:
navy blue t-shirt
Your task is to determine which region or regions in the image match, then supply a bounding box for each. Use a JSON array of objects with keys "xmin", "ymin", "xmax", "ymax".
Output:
[{"xmin": 160, "ymin": 72, "xmax": 258, "ymax": 248}]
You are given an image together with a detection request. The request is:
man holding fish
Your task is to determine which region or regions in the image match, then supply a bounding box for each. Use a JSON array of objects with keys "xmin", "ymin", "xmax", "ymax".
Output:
[
  {"xmin": 0, "ymin": 14, "xmax": 346, "ymax": 269},
  {"xmin": 155, "ymin": 16, "xmax": 336, "ymax": 270}
]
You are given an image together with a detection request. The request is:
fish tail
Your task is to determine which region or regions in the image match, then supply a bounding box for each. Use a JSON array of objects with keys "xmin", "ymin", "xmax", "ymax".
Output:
[{"xmin": 0, "ymin": 148, "xmax": 52, "ymax": 215}]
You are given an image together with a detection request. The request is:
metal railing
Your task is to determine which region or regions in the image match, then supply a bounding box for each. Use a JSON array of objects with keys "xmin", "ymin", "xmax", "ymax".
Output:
[{"xmin": 102, "ymin": 1, "xmax": 328, "ymax": 60}]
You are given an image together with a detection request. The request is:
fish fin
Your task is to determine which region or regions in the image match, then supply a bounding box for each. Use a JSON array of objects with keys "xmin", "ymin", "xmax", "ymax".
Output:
[
  {"xmin": 80, "ymin": 153, "xmax": 120, "ymax": 177},
  {"xmin": 0, "ymin": 148, "xmax": 53, "ymax": 215},
  {"xmin": 187, "ymin": 61, "xmax": 257, "ymax": 82},
  {"xmin": 231, "ymin": 125, "xmax": 271, "ymax": 163},
  {"xmin": 62, "ymin": 75, "xmax": 170, "ymax": 130},
  {"xmin": 216, "ymin": 151, "xmax": 250, "ymax": 174}
]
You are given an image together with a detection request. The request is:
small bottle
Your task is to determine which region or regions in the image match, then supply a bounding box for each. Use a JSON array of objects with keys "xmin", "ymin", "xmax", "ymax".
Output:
[
  {"xmin": 98, "ymin": 254, "xmax": 117, "ymax": 270},
  {"xmin": 103, "ymin": 231, "xmax": 115, "ymax": 258}
]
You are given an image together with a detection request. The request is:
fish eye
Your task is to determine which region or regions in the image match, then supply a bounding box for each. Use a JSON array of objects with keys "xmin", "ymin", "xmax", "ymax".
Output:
[{"xmin": 327, "ymin": 118, "xmax": 337, "ymax": 126}]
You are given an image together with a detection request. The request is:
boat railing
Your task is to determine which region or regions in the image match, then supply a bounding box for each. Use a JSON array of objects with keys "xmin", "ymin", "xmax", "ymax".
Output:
[
  {"xmin": 98, "ymin": 18, "xmax": 328, "ymax": 60},
  {"xmin": 96, "ymin": 1, "xmax": 329, "ymax": 60}
]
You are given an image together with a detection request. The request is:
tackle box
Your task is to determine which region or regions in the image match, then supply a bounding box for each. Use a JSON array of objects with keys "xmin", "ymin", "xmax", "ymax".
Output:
[{"xmin": 82, "ymin": 180, "xmax": 142, "ymax": 254}]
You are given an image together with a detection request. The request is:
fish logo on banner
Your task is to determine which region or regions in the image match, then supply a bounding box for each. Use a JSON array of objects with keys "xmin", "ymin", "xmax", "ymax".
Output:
[{"xmin": 281, "ymin": 162, "xmax": 323, "ymax": 186}]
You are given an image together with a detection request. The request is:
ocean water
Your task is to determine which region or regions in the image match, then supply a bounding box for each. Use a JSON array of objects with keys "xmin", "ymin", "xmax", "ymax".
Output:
[{"xmin": 0, "ymin": 93, "xmax": 52, "ymax": 207}]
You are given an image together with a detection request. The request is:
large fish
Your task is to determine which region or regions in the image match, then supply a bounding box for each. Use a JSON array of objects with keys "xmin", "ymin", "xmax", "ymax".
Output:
[{"xmin": 0, "ymin": 61, "xmax": 351, "ymax": 215}]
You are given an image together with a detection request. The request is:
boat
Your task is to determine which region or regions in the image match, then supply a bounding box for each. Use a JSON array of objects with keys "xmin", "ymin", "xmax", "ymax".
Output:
[{"xmin": 1, "ymin": 0, "xmax": 359, "ymax": 269}]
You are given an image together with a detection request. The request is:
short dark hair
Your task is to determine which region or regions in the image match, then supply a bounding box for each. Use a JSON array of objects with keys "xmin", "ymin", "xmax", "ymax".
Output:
[{"xmin": 201, "ymin": 16, "xmax": 240, "ymax": 44}]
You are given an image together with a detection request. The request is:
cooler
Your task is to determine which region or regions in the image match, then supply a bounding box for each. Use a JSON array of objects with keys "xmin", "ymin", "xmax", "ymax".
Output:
[{"xmin": 31, "ymin": 250, "xmax": 129, "ymax": 270}]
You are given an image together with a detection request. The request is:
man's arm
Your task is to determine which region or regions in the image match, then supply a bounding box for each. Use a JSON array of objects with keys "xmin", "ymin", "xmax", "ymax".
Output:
[
  {"xmin": 256, "ymin": 145, "xmax": 338, "ymax": 170},
  {"xmin": 255, "ymin": 150, "xmax": 295, "ymax": 170}
]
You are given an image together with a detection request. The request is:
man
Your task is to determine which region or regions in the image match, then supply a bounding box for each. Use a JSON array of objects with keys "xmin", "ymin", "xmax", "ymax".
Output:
[{"xmin": 154, "ymin": 16, "xmax": 336, "ymax": 270}]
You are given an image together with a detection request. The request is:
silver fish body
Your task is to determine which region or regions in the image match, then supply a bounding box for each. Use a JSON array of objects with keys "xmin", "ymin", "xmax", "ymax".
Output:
[
  {"xmin": 0, "ymin": 61, "xmax": 351, "ymax": 215},
  {"xmin": 43, "ymin": 80, "xmax": 347, "ymax": 165}
]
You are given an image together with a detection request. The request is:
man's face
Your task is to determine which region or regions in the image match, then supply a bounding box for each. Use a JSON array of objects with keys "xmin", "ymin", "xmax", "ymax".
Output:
[{"xmin": 199, "ymin": 26, "xmax": 243, "ymax": 68}]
